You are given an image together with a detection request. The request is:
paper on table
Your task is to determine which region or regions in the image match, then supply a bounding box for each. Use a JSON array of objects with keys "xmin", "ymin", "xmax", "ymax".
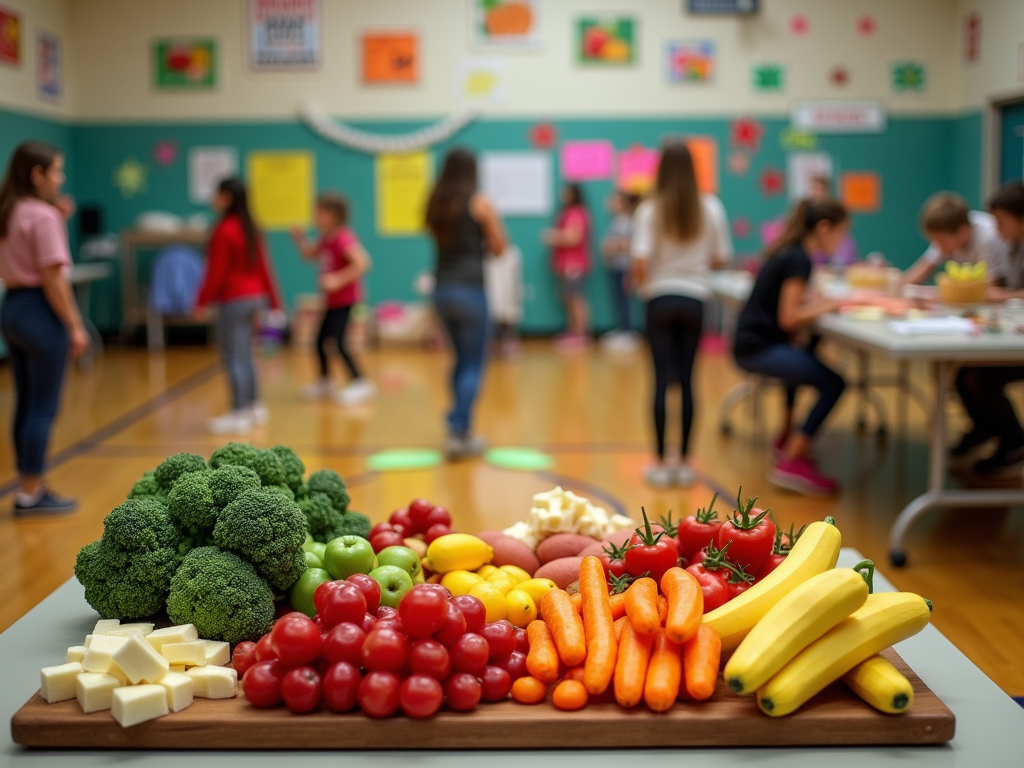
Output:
[
  {"xmin": 560, "ymin": 140, "xmax": 614, "ymax": 181},
  {"xmin": 376, "ymin": 151, "xmax": 433, "ymax": 235},
  {"xmin": 889, "ymin": 316, "xmax": 975, "ymax": 335},
  {"xmin": 188, "ymin": 147, "xmax": 238, "ymax": 204},
  {"xmin": 480, "ymin": 151, "xmax": 552, "ymax": 216},
  {"xmin": 247, "ymin": 151, "xmax": 314, "ymax": 229},
  {"xmin": 787, "ymin": 151, "xmax": 832, "ymax": 200}
]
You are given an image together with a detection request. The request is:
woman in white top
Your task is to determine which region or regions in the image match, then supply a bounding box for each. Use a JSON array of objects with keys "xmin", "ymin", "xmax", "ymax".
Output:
[{"xmin": 631, "ymin": 142, "xmax": 733, "ymax": 488}]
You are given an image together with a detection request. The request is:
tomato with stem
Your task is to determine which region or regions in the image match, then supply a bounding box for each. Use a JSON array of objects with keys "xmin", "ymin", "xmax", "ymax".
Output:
[
  {"xmin": 625, "ymin": 508, "xmax": 679, "ymax": 584},
  {"xmin": 677, "ymin": 493, "xmax": 724, "ymax": 559},
  {"xmin": 715, "ymin": 488, "xmax": 776, "ymax": 574}
]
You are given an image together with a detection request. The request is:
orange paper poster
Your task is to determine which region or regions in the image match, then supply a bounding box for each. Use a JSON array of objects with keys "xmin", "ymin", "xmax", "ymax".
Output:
[
  {"xmin": 0, "ymin": 5, "xmax": 21, "ymax": 65},
  {"xmin": 841, "ymin": 172, "xmax": 881, "ymax": 213},
  {"xmin": 363, "ymin": 33, "xmax": 418, "ymax": 84},
  {"xmin": 686, "ymin": 137, "xmax": 718, "ymax": 194}
]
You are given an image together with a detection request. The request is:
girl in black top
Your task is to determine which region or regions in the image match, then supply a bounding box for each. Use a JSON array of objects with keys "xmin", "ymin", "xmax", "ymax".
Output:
[{"xmin": 734, "ymin": 199, "xmax": 853, "ymax": 496}]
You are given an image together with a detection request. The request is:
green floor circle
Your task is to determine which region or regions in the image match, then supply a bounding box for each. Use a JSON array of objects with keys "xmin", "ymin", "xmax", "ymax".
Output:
[
  {"xmin": 484, "ymin": 447, "xmax": 554, "ymax": 472},
  {"xmin": 367, "ymin": 449, "xmax": 444, "ymax": 472}
]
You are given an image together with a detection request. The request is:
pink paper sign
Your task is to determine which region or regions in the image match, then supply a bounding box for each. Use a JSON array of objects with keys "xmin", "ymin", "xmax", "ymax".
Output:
[
  {"xmin": 617, "ymin": 146, "xmax": 660, "ymax": 194},
  {"xmin": 560, "ymin": 140, "xmax": 614, "ymax": 181}
]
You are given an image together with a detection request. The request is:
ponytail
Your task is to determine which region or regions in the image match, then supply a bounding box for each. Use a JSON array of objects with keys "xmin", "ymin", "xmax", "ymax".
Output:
[
  {"xmin": 766, "ymin": 199, "xmax": 848, "ymax": 259},
  {"xmin": 217, "ymin": 177, "xmax": 259, "ymax": 264}
]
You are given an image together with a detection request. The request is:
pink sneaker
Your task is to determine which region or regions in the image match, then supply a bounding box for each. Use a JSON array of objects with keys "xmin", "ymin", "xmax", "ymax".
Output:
[
  {"xmin": 772, "ymin": 431, "xmax": 789, "ymax": 457},
  {"xmin": 555, "ymin": 334, "xmax": 588, "ymax": 352},
  {"xmin": 768, "ymin": 457, "xmax": 839, "ymax": 496}
]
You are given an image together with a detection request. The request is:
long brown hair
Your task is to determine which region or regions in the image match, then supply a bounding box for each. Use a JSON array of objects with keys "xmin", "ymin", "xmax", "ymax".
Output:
[
  {"xmin": 426, "ymin": 148, "xmax": 477, "ymax": 248},
  {"xmin": 217, "ymin": 177, "xmax": 259, "ymax": 263},
  {"xmin": 0, "ymin": 141, "xmax": 62, "ymax": 238},
  {"xmin": 767, "ymin": 199, "xmax": 848, "ymax": 258},
  {"xmin": 653, "ymin": 143, "xmax": 702, "ymax": 243}
]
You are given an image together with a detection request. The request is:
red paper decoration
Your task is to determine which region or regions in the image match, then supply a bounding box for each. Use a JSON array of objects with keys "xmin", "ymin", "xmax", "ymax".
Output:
[
  {"xmin": 730, "ymin": 118, "xmax": 764, "ymax": 152},
  {"xmin": 829, "ymin": 66, "xmax": 849, "ymax": 87},
  {"xmin": 856, "ymin": 16, "xmax": 876, "ymax": 37},
  {"xmin": 732, "ymin": 217, "xmax": 752, "ymax": 239},
  {"xmin": 760, "ymin": 168, "xmax": 785, "ymax": 197},
  {"xmin": 529, "ymin": 122, "xmax": 558, "ymax": 149},
  {"xmin": 789, "ymin": 15, "xmax": 809, "ymax": 36},
  {"xmin": 728, "ymin": 151, "xmax": 751, "ymax": 177}
]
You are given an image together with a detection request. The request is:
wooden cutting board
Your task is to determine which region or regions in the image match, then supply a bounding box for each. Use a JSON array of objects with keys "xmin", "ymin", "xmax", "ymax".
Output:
[{"xmin": 11, "ymin": 649, "xmax": 954, "ymax": 750}]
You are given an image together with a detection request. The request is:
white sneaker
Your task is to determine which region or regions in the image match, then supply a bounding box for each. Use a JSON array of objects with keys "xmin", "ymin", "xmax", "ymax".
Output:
[
  {"xmin": 207, "ymin": 410, "xmax": 255, "ymax": 436},
  {"xmin": 601, "ymin": 331, "xmax": 639, "ymax": 354},
  {"xmin": 335, "ymin": 379, "xmax": 377, "ymax": 406},
  {"xmin": 644, "ymin": 463, "xmax": 674, "ymax": 489},
  {"xmin": 446, "ymin": 434, "xmax": 488, "ymax": 460},
  {"xmin": 251, "ymin": 401, "xmax": 270, "ymax": 426},
  {"xmin": 301, "ymin": 380, "xmax": 333, "ymax": 401},
  {"xmin": 673, "ymin": 462, "xmax": 696, "ymax": 487}
]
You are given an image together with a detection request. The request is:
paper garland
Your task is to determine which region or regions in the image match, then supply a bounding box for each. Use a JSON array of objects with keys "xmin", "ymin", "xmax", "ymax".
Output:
[{"xmin": 300, "ymin": 101, "xmax": 477, "ymax": 154}]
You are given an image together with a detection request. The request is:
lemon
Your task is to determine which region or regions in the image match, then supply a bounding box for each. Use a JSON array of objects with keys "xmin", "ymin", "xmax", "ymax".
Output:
[
  {"xmin": 517, "ymin": 578, "xmax": 557, "ymax": 603},
  {"xmin": 498, "ymin": 565, "xmax": 531, "ymax": 584},
  {"xmin": 476, "ymin": 564, "xmax": 498, "ymax": 579},
  {"xmin": 505, "ymin": 590, "xmax": 537, "ymax": 628},
  {"xmin": 441, "ymin": 569, "xmax": 485, "ymax": 596},
  {"xmin": 468, "ymin": 582, "xmax": 508, "ymax": 623},
  {"xmin": 486, "ymin": 571, "xmax": 518, "ymax": 595}
]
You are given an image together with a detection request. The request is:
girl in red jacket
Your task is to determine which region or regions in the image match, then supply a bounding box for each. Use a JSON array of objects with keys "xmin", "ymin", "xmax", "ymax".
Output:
[{"xmin": 195, "ymin": 178, "xmax": 282, "ymax": 435}]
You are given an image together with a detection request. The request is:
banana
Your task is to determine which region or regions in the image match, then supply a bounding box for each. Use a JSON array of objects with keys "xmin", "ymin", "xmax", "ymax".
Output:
[
  {"xmin": 757, "ymin": 592, "xmax": 932, "ymax": 717},
  {"xmin": 702, "ymin": 518, "xmax": 841, "ymax": 652},
  {"xmin": 425, "ymin": 533, "xmax": 494, "ymax": 574},
  {"xmin": 724, "ymin": 567, "xmax": 868, "ymax": 694},
  {"xmin": 842, "ymin": 654, "xmax": 914, "ymax": 714}
]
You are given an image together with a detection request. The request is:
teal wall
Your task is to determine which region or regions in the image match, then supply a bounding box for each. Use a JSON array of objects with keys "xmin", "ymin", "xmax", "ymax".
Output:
[{"xmin": 951, "ymin": 112, "xmax": 984, "ymax": 207}]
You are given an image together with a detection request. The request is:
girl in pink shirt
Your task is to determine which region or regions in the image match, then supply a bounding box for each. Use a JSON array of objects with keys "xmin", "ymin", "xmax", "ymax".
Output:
[{"xmin": 543, "ymin": 183, "xmax": 592, "ymax": 350}]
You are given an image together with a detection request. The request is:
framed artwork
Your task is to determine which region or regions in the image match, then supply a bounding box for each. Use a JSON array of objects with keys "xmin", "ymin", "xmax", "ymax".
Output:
[
  {"xmin": 0, "ymin": 4, "xmax": 20, "ymax": 66},
  {"xmin": 36, "ymin": 31, "xmax": 60, "ymax": 99},
  {"xmin": 153, "ymin": 38, "xmax": 217, "ymax": 90},
  {"xmin": 667, "ymin": 40, "xmax": 714, "ymax": 83},
  {"xmin": 576, "ymin": 17, "xmax": 635, "ymax": 65},
  {"xmin": 472, "ymin": 0, "xmax": 541, "ymax": 49}
]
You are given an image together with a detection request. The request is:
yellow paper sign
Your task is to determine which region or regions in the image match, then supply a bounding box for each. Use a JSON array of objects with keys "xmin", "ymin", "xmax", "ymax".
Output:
[
  {"xmin": 247, "ymin": 151, "xmax": 314, "ymax": 229},
  {"xmin": 376, "ymin": 151, "xmax": 432, "ymax": 236}
]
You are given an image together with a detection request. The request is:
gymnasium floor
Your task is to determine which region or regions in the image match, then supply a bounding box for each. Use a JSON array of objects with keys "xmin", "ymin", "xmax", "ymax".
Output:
[{"xmin": 1, "ymin": 339, "xmax": 1022, "ymax": 698}]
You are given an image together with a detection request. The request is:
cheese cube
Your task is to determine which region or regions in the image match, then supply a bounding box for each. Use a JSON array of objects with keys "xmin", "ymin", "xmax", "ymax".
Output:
[
  {"xmin": 40, "ymin": 662, "xmax": 83, "ymax": 703},
  {"xmin": 111, "ymin": 685, "xmax": 168, "ymax": 728},
  {"xmin": 66, "ymin": 646, "xmax": 87, "ymax": 663},
  {"xmin": 105, "ymin": 623, "xmax": 155, "ymax": 638},
  {"xmin": 201, "ymin": 639, "xmax": 230, "ymax": 667},
  {"xmin": 83, "ymin": 634, "xmax": 93, "ymax": 648},
  {"xmin": 145, "ymin": 624, "xmax": 198, "ymax": 653},
  {"xmin": 185, "ymin": 665, "xmax": 237, "ymax": 699},
  {"xmin": 92, "ymin": 619, "xmax": 121, "ymax": 635},
  {"xmin": 76, "ymin": 673, "xmax": 121, "ymax": 713},
  {"xmin": 161, "ymin": 641, "xmax": 206, "ymax": 667},
  {"xmin": 112, "ymin": 633, "xmax": 169, "ymax": 684},
  {"xmin": 82, "ymin": 635, "xmax": 128, "ymax": 673},
  {"xmin": 168, "ymin": 665, "xmax": 187, "ymax": 674},
  {"xmin": 157, "ymin": 672, "xmax": 194, "ymax": 712}
]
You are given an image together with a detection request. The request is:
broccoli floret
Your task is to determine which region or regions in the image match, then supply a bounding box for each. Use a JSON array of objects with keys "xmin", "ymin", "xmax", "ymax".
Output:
[
  {"xmin": 213, "ymin": 489, "xmax": 307, "ymax": 591},
  {"xmin": 264, "ymin": 484, "xmax": 295, "ymax": 502},
  {"xmin": 127, "ymin": 471, "xmax": 166, "ymax": 503},
  {"xmin": 271, "ymin": 445, "xmax": 305, "ymax": 494},
  {"xmin": 306, "ymin": 469, "xmax": 350, "ymax": 513},
  {"xmin": 209, "ymin": 443, "xmax": 286, "ymax": 488},
  {"xmin": 208, "ymin": 464, "xmax": 262, "ymax": 509},
  {"xmin": 74, "ymin": 499, "xmax": 182, "ymax": 620},
  {"xmin": 154, "ymin": 453, "xmax": 208, "ymax": 491},
  {"xmin": 297, "ymin": 492, "xmax": 345, "ymax": 543},
  {"xmin": 294, "ymin": 482, "xmax": 309, "ymax": 502},
  {"xmin": 333, "ymin": 510, "xmax": 371, "ymax": 541},
  {"xmin": 166, "ymin": 469, "xmax": 217, "ymax": 547},
  {"xmin": 166, "ymin": 546, "xmax": 275, "ymax": 643}
]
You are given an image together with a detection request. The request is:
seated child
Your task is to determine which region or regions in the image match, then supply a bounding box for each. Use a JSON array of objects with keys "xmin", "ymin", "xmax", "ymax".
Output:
[{"xmin": 903, "ymin": 192, "xmax": 1006, "ymax": 285}]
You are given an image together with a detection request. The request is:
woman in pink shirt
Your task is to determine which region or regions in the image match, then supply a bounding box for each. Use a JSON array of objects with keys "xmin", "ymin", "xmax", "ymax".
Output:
[
  {"xmin": 0, "ymin": 141, "xmax": 88, "ymax": 515},
  {"xmin": 543, "ymin": 183, "xmax": 592, "ymax": 350}
]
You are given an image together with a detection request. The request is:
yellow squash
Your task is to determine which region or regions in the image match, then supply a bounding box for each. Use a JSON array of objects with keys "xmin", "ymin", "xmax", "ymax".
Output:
[
  {"xmin": 842, "ymin": 654, "xmax": 914, "ymax": 714},
  {"xmin": 425, "ymin": 533, "xmax": 494, "ymax": 574}
]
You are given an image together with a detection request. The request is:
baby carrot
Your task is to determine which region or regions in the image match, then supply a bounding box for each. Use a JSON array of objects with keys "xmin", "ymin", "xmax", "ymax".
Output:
[
  {"xmin": 571, "ymin": 592, "xmax": 583, "ymax": 614},
  {"xmin": 613, "ymin": 620, "xmax": 655, "ymax": 708},
  {"xmin": 609, "ymin": 591, "xmax": 627, "ymax": 620},
  {"xmin": 661, "ymin": 567, "xmax": 703, "ymax": 644},
  {"xmin": 683, "ymin": 624, "xmax": 721, "ymax": 701},
  {"xmin": 613, "ymin": 614, "xmax": 628, "ymax": 640},
  {"xmin": 552, "ymin": 679, "xmax": 589, "ymax": 711},
  {"xmin": 562, "ymin": 666, "xmax": 586, "ymax": 683},
  {"xmin": 644, "ymin": 628, "xmax": 683, "ymax": 713},
  {"xmin": 580, "ymin": 556, "xmax": 617, "ymax": 695},
  {"xmin": 526, "ymin": 619, "xmax": 560, "ymax": 684},
  {"xmin": 511, "ymin": 675, "xmax": 547, "ymax": 704},
  {"xmin": 540, "ymin": 589, "xmax": 587, "ymax": 667},
  {"xmin": 624, "ymin": 577, "xmax": 660, "ymax": 635},
  {"xmin": 658, "ymin": 595, "xmax": 668, "ymax": 626}
]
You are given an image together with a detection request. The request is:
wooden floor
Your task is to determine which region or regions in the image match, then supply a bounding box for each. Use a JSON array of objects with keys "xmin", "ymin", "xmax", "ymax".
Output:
[{"xmin": 0, "ymin": 338, "xmax": 1021, "ymax": 696}]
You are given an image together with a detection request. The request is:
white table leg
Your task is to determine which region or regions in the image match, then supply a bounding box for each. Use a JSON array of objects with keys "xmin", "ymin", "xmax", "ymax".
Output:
[{"xmin": 855, "ymin": 349, "xmax": 889, "ymax": 437}]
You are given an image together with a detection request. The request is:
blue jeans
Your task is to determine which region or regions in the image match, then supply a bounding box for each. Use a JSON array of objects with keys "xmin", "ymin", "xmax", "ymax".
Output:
[
  {"xmin": 434, "ymin": 285, "xmax": 489, "ymax": 437},
  {"xmin": 219, "ymin": 296, "xmax": 266, "ymax": 410},
  {"xmin": 0, "ymin": 289, "xmax": 69, "ymax": 476},
  {"xmin": 735, "ymin": 343, "xmax": 845, "ymax": 438},
  {"xmin": 608, "ymin": 267, "xmax": 632, "ymax": 332}
]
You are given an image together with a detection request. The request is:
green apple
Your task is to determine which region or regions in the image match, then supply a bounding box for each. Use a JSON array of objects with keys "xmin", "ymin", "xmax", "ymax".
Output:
[
  {"xmin": 304, "ymin": 550, "xmax": 325, "ymax": 570},
  {"xmin": 307, "ymin": 541, "xmax": 327, "ymax": 562},
  {"xmin": 368, "ymin": 565, "xmax": 414, "ymax": 609},
  {"xmin": 289, "ymin": 567, "xmax": 331, "ymax": 617},
  {"xmin": 375, "ymin": 545, "xmax": 422, "ymax": 580},
  {"xmin": 324, "ymin": 535, "xmax": 375, "ymax": 579},
  {"xmin": 303, "ymin": 532, "xmax": 314, "ymax": 547}
]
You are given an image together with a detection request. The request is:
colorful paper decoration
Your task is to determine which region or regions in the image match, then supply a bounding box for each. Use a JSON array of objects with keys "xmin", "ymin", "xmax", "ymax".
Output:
[
  {"xmin": 731, "ymin": 118, "xmax": 764, "ymax": 152},
  {"xmin": 302, "ymin": 103, "xmax": 476, "ymax": 154},
  {"xmin": 456, "ymin": 58, "xmax": 508, "ymax": 105},
  {"xmin": 0, "ymin": 5, "xmax": 20, "ymax": 65},
  {"xmin": 617, "ymin": 146, "xmax": 659, "ymax": 194},
  {"xmin": 760, "ymin": 219, "xmax": 784, "ymax": 247},
  {"xmin": 666, "ymin": 40, "xmax": 715, "ymax": 83},
  {"xmin": 753, "ymin": 63, "xmax": 784, "ymax": 92},
  {"xmin": 892, "ymin": 61, "xmax": 926, "ymax": 92},
  {"xmin": 856, "ymin": 16, "xmax": 876, "ymax": 37},
  {"xmin": 732, "ymin": 217, "xmax": 751, "ymax": 239},
  {"xmin": 840, "ymin": 172, "xmax": 881, "ymax": 213},
  {"xmin": 112, "ymin": 158, "xmax": 148, "ymax": 198},
  {"xmin": 561, "ymin": 140, "xmax": 614, "ymax": 181},
  {"xmin": 529, "ymin": 122, "xmax": 558, "ymax": 149},
  {"xmin": 963, "ymin": 12, "xmax": 980, "ymax": 65},
  {"xmin": 36, "ymin": 31, "xmax": 60, "ymax": 99},
  {"xmin": 472, "ymin": 0, "xmax": 541, "ymax": 49},
  {"xmin": 789, "ymin": 15, "xmax": 809, "ymax": 36},
  {"xmin": 362, "ymin": 33, "xmax": 418, "ymax": 84},
  {"xmin": 760, "ymin": 167, "xmax": 785, "ymax": 197},
  {"xmin": 576, "ymin": 17, "xmax": 635, "ymax": 65},
  {"xmin": 376, "ymin": 151, "xmax": 433, "ymax": 235},
  {"xmin": 153, "ymin": 141, "xmax": 177, "ymax": 166},
  {"xmin": 727, "ymin": 151, "xmax": 750, "ymax": 176},
  {"xmin": 780, "ymin": 128, "xmax": 818, "ymax": 151},
  {"xmin": 249, "ymin": 0, "xmax": 321, "ymax": 71},
  {"xmin": 154, "ymin": 38, "xmax": 216, "ymax": 89},
  {"xmin": 829, "ymin": 66, "xmax": 849, "ymax": 88},
  {"xmin": 687, "ymin": 137, "xmax": 718, "ymax": 194},
  {"xmin": 247, "ymin": 151, "xmax": 314, "ymax": 229}
]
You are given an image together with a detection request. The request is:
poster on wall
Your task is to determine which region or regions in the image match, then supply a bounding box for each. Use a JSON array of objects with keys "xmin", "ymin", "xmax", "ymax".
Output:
[
  {"xmin": 154, "ymin": 39, "xmax": 217, "ymax": 90},
  {"xmin": 792, "ymin": 101, "xmax": 886, "ymax": 133},
  {"xmin": 576, "ymin": 17, "xmax": 635, "ymax": 65},
  {"xmin": 247, "ymin": 151, "xmax": 314, "ymax": 229},
  {"xmin": 376, "ymin": 151, "xmax": 433, "ymax": 236},
  {"xmin": 36, "ymin": 31, "xmax": 60, "ymax": 100},
  {"xmin": 455, "ymin": 58, "xmax": 508, "ymax": 105},
  {"xmin": 840, "ymin": 171, "xmax": 881, "ymax": 213},
  {"xmin": 561, "ymin": 140, "xmax": 614, "ymax": 181},
  {"xmin": 963, "ymin": 11, "xmax": 980, "ymax": 65},
  {"xmin": 666, "ymin": 40, "xmax": 714, "ymax": 83},
  {"xmin": 617, "ymin": 146, "xmax": 659, "ymax": 194},
  {"xmin": 0, "ymin": 4, "xmax": 20, "ymax": 66},
  {"xmin": 249, "ymin": 0, "xmax": 321, "ymax": 71},
  {"xmin": 787, "ymin": 151, "xmax": 833, "ymax": 201},
  {"xmin": 471, "ymin": 0, "xmax": 541, "ymax": 50},
  {"xmin": 480, "ymin": 152, "xmax": 551, "ymax": 216},
  {"xmin": 362, "ymin": 33, "xmax": 418, "ymax": 84},
  {"xmin": 188, "ymin": 147, "xmax": 239, "ymax": 203}
]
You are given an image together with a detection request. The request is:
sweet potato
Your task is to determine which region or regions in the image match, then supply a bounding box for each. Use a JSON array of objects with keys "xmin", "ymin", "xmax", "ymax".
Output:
[
  {"xmin": 578, "ymin": 541, "xmax": 607, "ymax": 559},
  {"xmin": 490, "ymin": 536, "xmax": 541, "ymax": 576},
  {"xmin": 534, "ymin": 557, "xmax": 584, "ymax": 589},
  {"xmin": 476, "ymin": 530, "xmax": 506, "ymax": 546},
  {"xmin": 601, "ymin": 529, "xmax": 635, "ymax": 549},
  {"xmin": 537, "ymin": 534, "xmax": 598, "ymax": 564}
]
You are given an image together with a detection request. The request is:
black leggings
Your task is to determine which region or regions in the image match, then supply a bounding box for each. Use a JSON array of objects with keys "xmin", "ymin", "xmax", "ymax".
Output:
[
  {"xmin": 317, "ymin": 306, "xmax": 361, "ymax": 380},
  {"xmin": 646, "ymin": 295, "xmax": 704, "ymax": 459}
]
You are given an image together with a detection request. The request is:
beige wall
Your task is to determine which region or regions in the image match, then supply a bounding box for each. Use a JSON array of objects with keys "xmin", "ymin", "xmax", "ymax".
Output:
[
  {"xmin": 0, "ymin": 0, "xmax": 74, "ymax": 118},
  {"xmin": 954, "ymin": 0, "xmax": 1024, "ymax": 110},
  {"xmin": 67, "ymin": 0, "xmax": 959, "ymax": 122}
]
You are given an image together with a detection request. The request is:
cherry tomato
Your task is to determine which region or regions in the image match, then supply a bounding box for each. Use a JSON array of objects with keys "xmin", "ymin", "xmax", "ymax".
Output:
[
  {"xmin": 444, "ymin": 672, "xmax": 482, "ymax": 712},
  {"xmin": 479, "ymin": 665, "xmax": 512, "ymax": 702},
  {"xmin": 449, "ymin": 595, "xmax": 486, "ymax": 633},
  {"xmin": 715, "ymin": 492, "xmax": 777, "ymax": 574},
  {"xmin": 399, "ymin": 585, "xmax": 449, "ymax": 637},
  {"xmin": 320, "ymin": 582, "xmax": 367, "ymax": 629},
  {"xmin": 376, "ymin": 605, "xmax": 398, "ymax": 621},
  {"xmin": 677, "ymin": 494, "xmax": 724, "ymax": 559},
  {"xmin": 685, "ymin": 563, "xmax": 730, "ymax": 613},
  {"xmin": 322, "ymin": 622, "xmax": 366, "ymax": 667},
  {"xmin": 414, "ymin": 583, "xmax": 453, "ymax": 600},
  {"xmin": 480, "ymin": 620, "xmax": 516, "ymax": 663},
  {"xmin": 370, "ymin": 522, "xmax": 395, "ymax": 539},
  {"xmin": 313, "ymin": 581, "xmax": 345, "ymax": 617},
  {"xmin": 451, "ymin": 632, "xmax": 489, "ymax": 675},
  {"xmin": 625, "ymin": 509, "xmax": 679, "ymax": 584},
  {"xmin": 757, "ymin": 552, "xmax": 786, "ymax": 581},
  {"xmin": 375, "ymin": 616, "xmax": 405, "ymax": 635},
  {"xmin": 434, "ymin": 601, "xmax": 467, "ymax": 648},
  {"xmin": 322, "ymin": 661, "xmax": 361, "ymax": 713},
  {"xmin": 358, "ymin": 671, "xmax": 402, "ymax": 718},
  {"xmin": 370, "ymin": 531, "xmax": 405, "ymax": 554},
  {"xmin": 514, "ymin": 628, "xmax": 529, "ymax": 655},
  {"xmin": 407, "ymin": 499, "xmax": 435, "ymax": 534},
  {"xmin": 361, "ymin": 627, "xmax": 410, "ymax": 672},
  {"xmin": 424, "ymin": 523, "xmax": 451, "ymax": 544},
  {"xmin": 502, "ymin": 650, "xmax": 527, "ymax": 681},
  {"xmin": 346, "ymin": 573, "xmax": 382, "ymax": 613},
  {"xmin": 400, "ymin": 674, "xmax": 444, "ymax": 719},
  {"xmin": 270, "ymin": 615, "xmax": 322, "ymax": 668},
  {"xmin": 389, "ymin": 507, "xmax": 414, "ymax": 532},
  {"xmin": 281, "ymin": 666, "xmax": 322, "ymax": 714},
  {"xmin": 408, "ymin": 637, "xmax": 451, "ymax": 681},
  {"xmin": 255, "ymin": 632, "xmax": 278, "ymax": 662},
  {"xmin": 361, "ymin": 613, "xmax": 378, "ymax": 634},
  {"xmin": 232, "ymin": 641, "xmax": 258, "ymax": 678},
  {"xmin": 424, "ymin": 506, "xmax": 452, "ymax": 530},
  {"xmin": 243, "ymin": 659, "xmax": 285, "ymax": 708},
  {"xmin": 728, "ymin": 579, "xmax": 751, "ymax": 599},
  {"xmin": 597, "ymin": 542, "xmax": 630, "ymax": 579}
]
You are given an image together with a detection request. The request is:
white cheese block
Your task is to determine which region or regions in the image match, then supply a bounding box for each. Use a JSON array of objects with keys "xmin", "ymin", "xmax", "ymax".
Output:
[
  {"xmin": 161, "ymin": 641, "xmax": 206, "ymax": 667},
  {"xmin": 168, "ymin": 665, "xmax": 187, "ymax": 674},
  {"xmin": 66, "ymin": 646, "xmax": 87, "ymax": 663},
  {"xmin": 185, "ymin": 665, "xmax": 237, "ymax": 699},
  {"xmin": 105, "ymin": 623, "xmax": 155, "ymax": 638},
  {"xmin": 40, "ymin": 662, "xmax": 83, "ymax": 703},
  {"xmin": 145, "ymin": 624, "xmax": 198, "ymax": 652},
  {"xmin": 82, "ymin": 635, "xmax": 129, "ymax": 673},
  {"xmin": 76, "ymin": 673, "xmax": 121, "ymax": 713},
  {"xmin": 157, "ymin": 672, "xmax": 194, "ymax": 712},
  {"xmin": 111, "ymin": 685, "xmax": 168, "ymax": 728},
  {"xmin": 92, "ymin": 619, "xmax": 121, "ymax": 635},
  {"xmin": 201, "ymin": 639, "xmax": 230, "ymax": 667},
  {"xmin": 112, "ymin": 633, "xmax": 169, "ymax": 684},
  {"xmin": 83, "ymin": 634, "xmax": 93, "ymax": 648}
]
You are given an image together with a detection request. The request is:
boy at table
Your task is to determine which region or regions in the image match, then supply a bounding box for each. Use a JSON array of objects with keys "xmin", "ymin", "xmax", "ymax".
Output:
[
  {"xmin": 902, "ymin": 192, "xmax": 1006, "ymax": 285},
  {"xmin": 952, "ymin": 182, "xmax": 1024, "ymax": 474}
]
